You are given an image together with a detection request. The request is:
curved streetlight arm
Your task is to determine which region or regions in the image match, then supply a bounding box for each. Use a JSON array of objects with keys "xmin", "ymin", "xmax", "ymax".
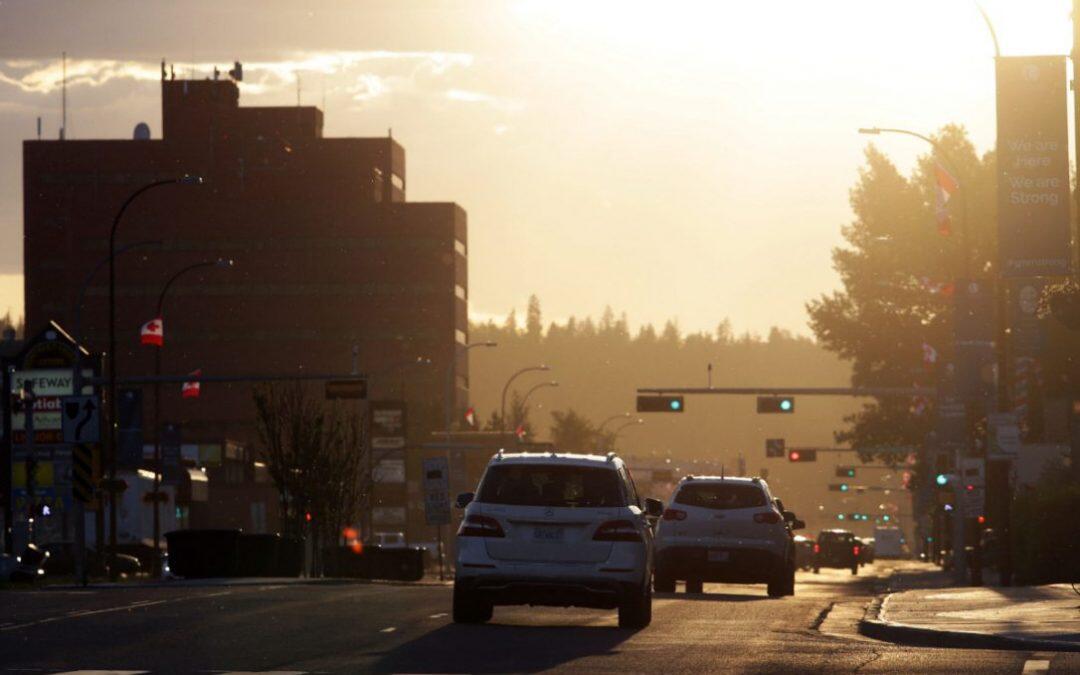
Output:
[
  {"xmin": 157, "ymin": 258, "xmax": 233, "ymax": 317},
  {"xmin": 858, "ymin": 126, "xmax": 969, "ymax": 276},
  {"xmin": 72, "ymin": 239, "xmax": 162, "ymax": 344},
  {"xmin": 500, "ymin": 365, "xmax": 551, "ymax": 431},
  {"xmin": 444, "ymin": 342, "xmax": 498, "ymax": 434},
  {"xmin": 520, "ymin": 380, "xmax": 558, "ymax": 408},
  {"xmin": 597, "ymin": 412, "xmax": 631, "ymax": 433},
  {"xmin": 610, "ymin": 418, "xmax": 644, "ymax": 441}
]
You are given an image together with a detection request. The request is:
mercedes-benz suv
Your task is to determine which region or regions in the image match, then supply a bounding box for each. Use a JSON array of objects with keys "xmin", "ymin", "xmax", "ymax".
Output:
[
  {"xmin": 653, "ymin": 475, "xmax": 802, "ymax": 597},
  {"xmin": 453, "ymin": 451, "xmax": 663, "ymax": 628}
]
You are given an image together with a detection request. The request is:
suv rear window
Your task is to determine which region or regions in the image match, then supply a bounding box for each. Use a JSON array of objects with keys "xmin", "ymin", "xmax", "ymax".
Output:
[
  {"xmin": 673, "ymin": 482, "xmax": 767, "ymax": 510},
  {"xmin": 477, "ymin": 464, "xmax": 625, "ymax": 508},
  {"xmin": 819, "ymin": 531, "xmax": 853, "ymax": 543}
]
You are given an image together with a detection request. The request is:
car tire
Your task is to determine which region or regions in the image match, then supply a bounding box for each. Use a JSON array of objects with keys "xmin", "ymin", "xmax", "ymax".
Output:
[
  {"xmin": 653, "ymin": 571, "xmax": 676, "ymax": 593},
  {"xmin": 685, "ymin": 578, "xmax": 704, "ymax": 594},
  {"xmin": 452, "ymin": 582, "xmax": 492, "ymax": 624},
  {"xmin": 784, "ymin": 563, "xmax": 796, "ymax": 596},
  {"xmin": 812, "ymin": 565, "xmax": 819, "ymax": 574},
  {"xmin": 619, "ymin": 579, "xmax": 652, "ymax": 629},
  {"xmin": 767, "ymin": 564, "xmax": 787, "ymax": 598},
  {"xmin": 850, "ymin": 564, "xmax": 858, "ymax": 576}
]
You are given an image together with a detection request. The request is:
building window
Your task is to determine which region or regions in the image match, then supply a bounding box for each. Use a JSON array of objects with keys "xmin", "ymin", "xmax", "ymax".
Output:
[
  {"xmin": 455, "ymin": 239, "xmax": 466, "ymax": 256},
  {"xmin": 455, "ymin": 284, "xmax": 466, "ymax": 300},
  {"xmin": 456, "ymin": 329, "xmax": 467, "ymax": 345}
]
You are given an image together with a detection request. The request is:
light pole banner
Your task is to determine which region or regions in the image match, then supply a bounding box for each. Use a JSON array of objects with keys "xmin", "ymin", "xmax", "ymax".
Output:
[{"xmin": 996, "ymin": 55, "xmax": 1070, "ymax": 277}]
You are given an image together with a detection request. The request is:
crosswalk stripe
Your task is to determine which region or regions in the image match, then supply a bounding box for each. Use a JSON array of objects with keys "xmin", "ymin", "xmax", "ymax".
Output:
[{"xmin": 1023, "ymin": 660, "xmax": 1050, "ymax": 673}]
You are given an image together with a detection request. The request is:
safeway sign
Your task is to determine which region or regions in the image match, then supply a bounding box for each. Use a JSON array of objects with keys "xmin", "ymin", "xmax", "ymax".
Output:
[{"xmin": 10, "ymin": 369, "xmax": 93, "ymax": 443}]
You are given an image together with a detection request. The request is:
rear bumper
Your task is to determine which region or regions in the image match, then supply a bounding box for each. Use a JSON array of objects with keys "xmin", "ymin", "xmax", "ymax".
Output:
[
  {"xmin": 814, "ymin": 554, "xmax": 857, "ymax": 568},
  {"xmin": 655, "ymin": 545, "xmax": 784, "ymax": 583},
  {"xmin": 456, "ymin": 574, "xmax": 640, "ymax": 609}
]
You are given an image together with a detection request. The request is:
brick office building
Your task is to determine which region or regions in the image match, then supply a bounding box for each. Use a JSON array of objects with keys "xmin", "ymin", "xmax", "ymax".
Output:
[{"xmin": 21, "ymin": 71, "xmax": 470, "ymax": 535}]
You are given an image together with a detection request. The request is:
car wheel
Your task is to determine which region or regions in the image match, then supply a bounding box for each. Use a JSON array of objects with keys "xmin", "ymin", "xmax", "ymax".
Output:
[
  {"xmin": 784, "ymin": 563, "xmax": 796, "ymax": 596},
  {"xmin": 619, "ymin": 579, "xmax": 652, "ymax": 629},
  {"xmin": 653, "ymin": 571, "xmax": 676, "ymax": 594},
  {"xmin": 685, "ymin": 578, "xmax": 704, "ymax": 594},
  {"xmin": 850, "ymin": 564, "xmax": 858, "ymax": 576},
  {"xmin": 812, "ymin": 565, "xmax": 819, "ymax": 574},
  {"xmin": 452, "ymin": 582, "xmax": 492, "ymax": 624},
  {"xmin": 767, "ymin": 564, "xmax": 787, "ymax": 598}
]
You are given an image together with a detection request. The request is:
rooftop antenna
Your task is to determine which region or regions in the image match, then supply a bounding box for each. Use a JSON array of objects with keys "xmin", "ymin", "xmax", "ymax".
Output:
[
  {"xmin": 707, "ymin": 362, "xmax": 713, "ymax": 389},
  {"xmin": 721, "ymin": 465, "xmax": 725, "ymax": 480},
  {"xmin": 60, "ymin": 51, "xmax": 66, "ymax": 140},
  {"xmin": 36, "ymin": 116, "xmax": 41, "ymax": 141},
  {"xmin": 296, "ymin": 72, "xmax": 301, "ymax": 106},
  {"xmin": 160, "ymin": 59, "xmax": 166, "ymax": 81}
]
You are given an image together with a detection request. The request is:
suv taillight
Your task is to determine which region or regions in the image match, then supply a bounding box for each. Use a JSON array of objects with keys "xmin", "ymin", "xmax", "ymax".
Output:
[
  {"xmin": 813, "ymin": 543, "xmax": 820, "ymax": 554},
  {"xmin": 662, "ymin": 508, "xmax": 687, "ymax": 521},
  {"xmin": 753, "ymin": 511, "xmax": 781, "ymax": 524},
  {"xmin": 457, "ymin": 514, "xmax": 505, "ymax": 538},
  {"xmin": 593, "ymin": 520, "xmax": 642, "ymax": 542},
  {"xmin": 853, "ymin": 545, "xmax": 861, "ymax": 557}
]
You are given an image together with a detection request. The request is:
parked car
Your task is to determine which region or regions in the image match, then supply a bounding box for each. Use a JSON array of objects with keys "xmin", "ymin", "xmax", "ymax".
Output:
[
  {"xmin": 1, "ymin": 544, "xmax": 49, "ymax": 583},
  {"xmin": 856, "ymin": 537, "xmax": 875, "ymax": 565},
  {"xmin": 653, "ymin": 475, "xmax": 801, "ymax": 598},
  {"xmin": 814, "ymin": 529, "xmax": 860, "ymax": 575},
  {"xmin": 793, "ymin": 535, "xmax": 815, "ymax": 571},
  {"xmin": 453, "ymin": 450, "xmax": 662, "ymax": 628},
  {"xmin": 371, "ymin": 532, "xmax": 408, "ymax": 549}
]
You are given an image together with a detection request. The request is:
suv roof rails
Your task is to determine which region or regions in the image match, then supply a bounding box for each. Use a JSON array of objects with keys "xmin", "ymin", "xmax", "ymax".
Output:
[
  {"xmin": 606, "ymin": 452, "xmax": 617, "ymax": 462},
  {"xmin": 495, "ymin": 449, "xmax": 505, "ymax": 461}
]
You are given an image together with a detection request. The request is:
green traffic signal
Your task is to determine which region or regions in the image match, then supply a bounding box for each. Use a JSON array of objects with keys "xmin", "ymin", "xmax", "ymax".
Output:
[
  {"xmin": 840, "ymin": 483, "xmax": 849, "ymax": 492},
  {"xmin": 935, "ymin": 473, "xmax": 948, "ymax": 486}
]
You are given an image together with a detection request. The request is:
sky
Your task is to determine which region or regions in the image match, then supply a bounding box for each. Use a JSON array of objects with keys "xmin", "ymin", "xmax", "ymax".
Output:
[{"xmin": 0, "ymin": 0, "xmax": 1073, "ymax": 337}]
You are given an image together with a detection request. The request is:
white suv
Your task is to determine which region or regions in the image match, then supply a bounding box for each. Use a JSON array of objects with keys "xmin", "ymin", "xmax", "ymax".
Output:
[
  {"xmin": 654, "ymin": 476, "xmax": 802, "ymax": 597},
  {"xmin": 453, "ymin": 451, "xmax": 663, "ymax": 628}
]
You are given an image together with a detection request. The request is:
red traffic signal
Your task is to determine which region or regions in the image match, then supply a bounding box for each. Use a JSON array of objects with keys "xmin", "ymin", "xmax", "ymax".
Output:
[{"xmin": 788, "ymin": 449, "xmax": 817, "ymax": 462}]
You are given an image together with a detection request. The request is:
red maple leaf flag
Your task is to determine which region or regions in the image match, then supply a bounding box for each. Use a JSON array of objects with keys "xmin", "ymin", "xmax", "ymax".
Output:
[
  {"xmin": 140, "ymin": 317, "xmax": 164, "ymax": 347},
  {"xmin": 464, "ymin": 407, "xmax": 476, "ymax": 427},
  {"xmin": 182, "ymin": 369, "xmax": 202, "ymax": 399},
  {"xmin": 934, "ymin": 161, "xmax": 959, "ymax": 236},
  {"xmin": 515, "ymin": 424, "xmax": 526, "ymax": 440}
]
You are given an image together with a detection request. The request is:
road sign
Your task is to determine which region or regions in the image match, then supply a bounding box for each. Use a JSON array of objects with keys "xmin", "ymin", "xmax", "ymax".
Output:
[
  {"xmin": 765, "ymin": 438, "xmax": 785, "ymax": 458},
  {"xmin": 421, "ymin": 456, "xmax": 451, "ymax": 526},
  {"xmin": 370, "ymin": 401, "xmax": 407, "ymax": 449},
  {"xmin": 61, "ymin": 395, "xmax": 100, "ymax": 444},
  {"xmin": 988, "ymin": 413, "xmax": 1021, "ymax": 457},
  {"xmin": 325, "ymin": 378, "xmax": 368, "ymax": 400},
  {"xmin": 71, "ymin": 443, "xmax": 99, "ymax": 506}
]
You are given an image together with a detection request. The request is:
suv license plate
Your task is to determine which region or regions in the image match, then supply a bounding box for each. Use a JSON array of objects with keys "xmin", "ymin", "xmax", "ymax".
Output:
[
  {"xmin": 533, "ymin": 526, "xmax": 564, "ymax": 541},
  {"xmin": 707, "ymin": 550, "xmax": 729, "ymax": 562}
]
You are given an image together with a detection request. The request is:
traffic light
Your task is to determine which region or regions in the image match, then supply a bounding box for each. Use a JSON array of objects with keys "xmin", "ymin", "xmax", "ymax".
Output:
[
  {"xmin": 828, "ymin": 483, "xmax": 850, "ymax": 492},
  {"xmin": 765, "ymin": 438, "xmax": 785, "ymax": 458},
  {"xmin": 836, "ymin": 513, "xmax": 846, "ymax": 521},
  {"xmin": 637, "ymin": 395, "xmax": 685, "ymax": 413},
  {"xmin": 881, "ymin": 514, "xmax": 891, "ymax": 523},
  {"xmin": 757, "ymin": 396, "xmax": 795, "ymax": 413},
  {"xmin": 788, "ymin": 448, "xmax": 817, "ymax": 462},
  {"xmin": 835, "ymin": 466, "xmax": 856, "ymax": 478},
  {"xmin": 935, "ymin": 473, "xmax": 949, "ymax": 487}
]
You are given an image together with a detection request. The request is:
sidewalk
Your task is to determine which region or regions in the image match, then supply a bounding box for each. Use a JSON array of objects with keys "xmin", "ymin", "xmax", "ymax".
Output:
[{"xmin": 861, "ymin": 573, "xmax": 1080, "ymax": 651}]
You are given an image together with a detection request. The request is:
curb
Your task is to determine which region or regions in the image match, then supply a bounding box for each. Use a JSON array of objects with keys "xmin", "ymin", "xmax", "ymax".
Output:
[
  {"xmin": 858, "ymin": 592, "xmax": 1080, "ymax": 653},
  {"xmin": 46, "ymin": 577, "xmax": 453, "ymax": 591}
]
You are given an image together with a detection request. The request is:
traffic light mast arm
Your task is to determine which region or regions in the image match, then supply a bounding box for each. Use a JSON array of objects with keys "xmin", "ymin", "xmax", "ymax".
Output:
[{"xmin": 636, "ymin": 386, "xmax": 933, "ymax": 397}]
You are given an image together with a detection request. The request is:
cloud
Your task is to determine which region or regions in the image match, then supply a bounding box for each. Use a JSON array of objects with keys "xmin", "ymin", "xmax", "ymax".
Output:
[
  {"xmin": 0, "ymin": 50, "xmax": 474, "ymax": 97},
  {"xmin": 445, "ymin": 88, "xmax": 523, "ymax": 112}
]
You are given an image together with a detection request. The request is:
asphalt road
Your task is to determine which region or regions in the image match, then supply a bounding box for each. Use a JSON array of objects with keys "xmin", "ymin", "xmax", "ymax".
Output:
[{"xmin": 0, "ymin": 561, "xmax": 1076, "ymax": 673}]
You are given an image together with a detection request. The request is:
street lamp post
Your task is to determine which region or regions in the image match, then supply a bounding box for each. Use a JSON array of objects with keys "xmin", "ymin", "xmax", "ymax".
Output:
[
  {"xmin": 858, "ymin": 126, "xmax": 979, "ymax": 585},
  {"xmin": 443, "ymin": 342, "xmax": 497, "ymax": 437},
  {"xmin": 499, "ymin": 365, "xmax": 551, "ymax": 432},
  {"xmin": 106, "ymin": 174, "xmax": 201, "ymax": 581},
  {"xmin": 609, "ymin": 418, "xmax": 644, "ymax": 447},
  {"xmin": 149, "ymin": 258, "xmax": 233, "ymax": 574},
  {"xmin": 520, "ymin": 381, "xmax": 558, "ymax": 410},
  {"xmin": 597, "ymin": 412, "xmax": 632, "ymax": 434}
]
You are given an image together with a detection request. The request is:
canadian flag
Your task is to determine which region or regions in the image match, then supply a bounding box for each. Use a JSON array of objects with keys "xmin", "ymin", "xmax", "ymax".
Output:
[
  {"xmin": 140, "ymin": 317, "xmax": 164, "ymax": 347},
  {"xmin": 464, "ymin": 407, "xmax": 476, "ymax": 428},
  {"xmin": 182, "ymin": 369, "xmax": 201, "ymax": 399},
  {"xmin": 934, "ymin": 161, "xmax": 959, "ymax": 236},
  {"xmin": 515, "ymin": 424, "xmax": 526, "ymax": 440}
]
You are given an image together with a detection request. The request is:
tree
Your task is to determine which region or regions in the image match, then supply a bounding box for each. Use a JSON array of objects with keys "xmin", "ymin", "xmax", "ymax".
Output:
[
  {"xmin": 550, "ymin": 408, "xmax": 597, "ymax": 451},
  {"xmin": 526, "ymin": 294, "xmax": 543, "ymax": 341},
  {"xmin": 252, "ymin": 383, "xmax": 365, "ymax": 567},
  {"xmin": 806, "ymin": 125, "xmax": 994, "ymax": 463},
  {"xmin": 482, "ymin": 389, "xmax": 533, "ymax": 436}
]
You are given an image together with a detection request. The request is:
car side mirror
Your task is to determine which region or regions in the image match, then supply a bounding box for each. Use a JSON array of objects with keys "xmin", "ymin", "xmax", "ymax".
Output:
[
  {"xmin": 792, "ymin": 519, "xmax": 806, "ymax": 531},
  {"xmin": 644, "ymin": 497, "xmax": 664, "ymax": 518},
  {"xmin": 455, "ymin": 492, "xmax": 474, "ymax": 509}
]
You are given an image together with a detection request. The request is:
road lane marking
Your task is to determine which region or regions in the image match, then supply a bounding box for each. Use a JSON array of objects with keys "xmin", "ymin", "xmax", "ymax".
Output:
[
  {"xmin": 380, "ymin": 626, "xmax": 397, "ymax": 633},
  {"xmin": 1023, "ymin": 660, "xmax": 1050, "ymax": 673},
  {"xmin": 0, "ymin": 591, "xmax": 233, "ymax": 633},
  {"xmin": 50, "ymin": 671, "xmax": 149, "ymax": 674},
  {"xmin": 428, "ymin": 612, "xmax": 448, "ymax": 619}
]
